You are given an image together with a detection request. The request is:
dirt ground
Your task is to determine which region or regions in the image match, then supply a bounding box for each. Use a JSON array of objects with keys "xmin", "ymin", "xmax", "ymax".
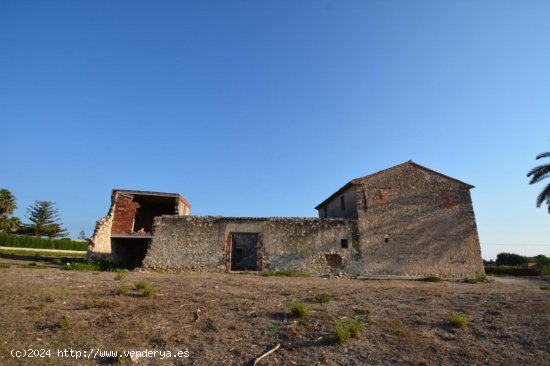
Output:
[{"xmin": 0, "ymin": 263, "xmax": 548, "ymax": 366}]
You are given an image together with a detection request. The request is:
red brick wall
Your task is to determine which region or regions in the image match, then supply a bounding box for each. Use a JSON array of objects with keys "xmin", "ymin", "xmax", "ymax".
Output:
[{"xmin": 111, "ymin": 195, "xmax": 141, "ymax": 234}]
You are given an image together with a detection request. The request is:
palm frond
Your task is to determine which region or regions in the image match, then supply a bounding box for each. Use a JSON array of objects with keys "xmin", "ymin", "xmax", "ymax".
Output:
[
  {"xmin": 536, "ymin": 151, "xmax": 550, "ymax": 160},
  {"xmin": 535, "ymin": 183, "xmax": 550, "ymax": 213},
  {"xmin": 527, "ymin": 164, "xmax": 550, "ymax": 184}
]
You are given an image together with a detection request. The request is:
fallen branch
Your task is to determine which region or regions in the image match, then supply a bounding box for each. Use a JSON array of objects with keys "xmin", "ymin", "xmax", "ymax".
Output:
[{"xmin": 253, "ymin": 343, "xmax": 281, "ymax": 366}]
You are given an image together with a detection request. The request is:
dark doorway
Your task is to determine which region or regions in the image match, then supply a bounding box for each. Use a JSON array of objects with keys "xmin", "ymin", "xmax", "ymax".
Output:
[
  {"xmin": 231, "ymin": 233, "xmax": 258, "ymax": 271},
  {"xmin": 111, "ymin": 238, "xmax": 150, "ymax": 269}
]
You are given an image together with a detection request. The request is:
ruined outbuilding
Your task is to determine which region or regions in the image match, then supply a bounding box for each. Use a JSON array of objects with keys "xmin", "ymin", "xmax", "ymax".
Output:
[
  {"xmin": 89, "ymin": 189, "xmax": 191, "ymax": 268},
  {"xmin": 89, "ymin": 162, "xmax": 484, "ymax": 278}
]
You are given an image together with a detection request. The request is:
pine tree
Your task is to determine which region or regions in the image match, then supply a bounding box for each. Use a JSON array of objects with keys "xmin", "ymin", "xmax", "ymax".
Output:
[
  {"xmin": 78, "ymin": 229, "xmax": 86, "ymax": 240},
  {"xmin": 26, "ymin": 201, "xmax": 68, "ymax": 239}
]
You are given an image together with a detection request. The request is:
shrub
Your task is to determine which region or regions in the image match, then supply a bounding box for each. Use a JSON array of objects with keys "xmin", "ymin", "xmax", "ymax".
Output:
[
  {"xmin": 114, "ymin": 272, "xmax": 127, "ymax": 281},
  {"xmin": 0, "ymin": 263, "xmax": 11, "ymax": 269},
  {"xmin": 263, "ymin": 270, "xmax": 309, "ymax": 277},
  {"xmin": 422, "ymin": 276, "xmax": 442, "ymax": 282},
  {"xmin": 51, "ymin": 258, "xmax": 62, "ymax": 265},
  {"xmin": 64, "ymin": 262, "xmax": 98, "ymax": 271},
  {"xmin": 83, "ymin": 299, "xmax": 100, "ymax": 309},
  {"xmin": 540, "ymin": 284, "xmax": 550, "ymax": 291},
  {"xmin": 538, "ymin": 267, "xmax": 550, "ymax": 276},
  {"xmin": 484, "ymin": 266, "xmax": 538, "ymax": 276},
  {"xmin": 289, "ymin": 302, "xmax": 311, "ymax": 318},
  {"xmin": 448, "ymin": 313, "xmax": 468, "ymax": 328},
  {"xmin": 465, "ymin": 271, "xmax": 492, "ymax": 284},
  {"xmin": 17, "ymin": 263, "xmax": 46, "ymax": 269},
  {"xmin": 347, "ymin": 319, "xmax": 365, "ymax": 337},
  {"xmin": 57, "ymin": 316, "xmax": 71, "ymax": 328},
  {"xmin": 63, "ymin": 259, "xmax": 124, "ymax": 272},
  {"xmin": 0, "ymin": 232, "xmax": 87, "ymax": 251},
  {"xmin": 334, "ymin": 321, "xmax": 351, "ymax": 344},
  {"xmin": 116, "ymin": 286, "xmax": 130, "ymax": 296},
  {"xmin": 334, "ymin": 319, "xmax": 365, "ymax": 344},
  {"xmin": 135, "ymin": 281, "xmax": 154, "ymax": 297},
  {"xmin": 315, "ymin": 293, "xmax": 332, "ymax": 304},
  {"xmin": 141, "ymin": 286, "xmax": 154, "ymax": 297}
]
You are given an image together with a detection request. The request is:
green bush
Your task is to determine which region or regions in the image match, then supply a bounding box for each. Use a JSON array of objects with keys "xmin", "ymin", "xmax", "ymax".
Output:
[
  {"xmin": 17, "ymin": 263, "xmax": 47, "ymax": 269},
  {"xmin": 484, "ymin": 266, "xmax": 538, "ymax": 276},
  {"xmin": 289, "ymin": 302, "xmax": 311, "ymax": 318},
  {"xmin": 334, "ymin": 322, "xmax": 351, "ymax": 343},
  {"xmin": 465, "ymin": 271, "xmax": 493, "ymax": 284},
  {"xmin": 57, "ymin": 316, "xmax": 71, "ymax": 328},
  {"xmin": 64, "ymin": 262, "xmax": 98, "ymax": 271},
  {"xmin": 0, "ymin": 232, "xmax": 87, "ymax": 251},
  {"xmin": 116, "ymin": 285, "xmax": 130, "ymax": 295},
  {"xmin": 263, "ymin": 270, "xmax": 309, "ymax": 277},
  {"xmin": 0, "ymin": 263, "xmax": 11, "ymax": 269},
  {"xmin": 63, "ymin": 258, "xmax": 124, "ymax": 272},
  {"xmin": 83, "ymin": 299, "xmax": 100, "ymax": 309},
  {"xmin": 448, "ymin": 313, "xmax": 468, "ymax": 328},
  {"xmin": 334, "ymin": 319, "xmax": 365, "ymax": 344},
  {"xmin": 347, "ymin": 319, "xmax": 365, "ymax": 337},
  {"xmin": 135, "ymin": 281, "xmax": 154, "ymax": 297},
  {"xmin": 422, "ymin": 276, "xmax": 443, "ymax": 282},
  {"xmin": 540, "ymin": 284, "xmax": 550, "ymax": 291},
  {"xmin": 315, "ymin": 293, "xmax": 332, "ymax": 303},
  {"xmin": 114, "ymin": 272, "xmax": 127, "ymax": 281},
  {"xmin": 51, "ymin": 258, "xmax": 62, "ymax": 265}
]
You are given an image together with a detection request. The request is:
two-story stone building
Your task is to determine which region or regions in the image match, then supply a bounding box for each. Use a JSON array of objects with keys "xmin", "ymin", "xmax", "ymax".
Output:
[{"xmin": 89, "ymin": 161, "xmax": 484, "ymax": 278}]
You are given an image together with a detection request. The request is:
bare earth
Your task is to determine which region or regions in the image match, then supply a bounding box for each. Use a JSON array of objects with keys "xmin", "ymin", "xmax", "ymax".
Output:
[{"xmin": 0, "ymin": 264, "xmax": 548, "ymax": 365}]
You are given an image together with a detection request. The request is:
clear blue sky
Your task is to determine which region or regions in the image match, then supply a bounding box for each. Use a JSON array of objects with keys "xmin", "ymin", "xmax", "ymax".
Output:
[{"xmin": 1, "ymin": 1, "xmax": 549, "ymax": 260}]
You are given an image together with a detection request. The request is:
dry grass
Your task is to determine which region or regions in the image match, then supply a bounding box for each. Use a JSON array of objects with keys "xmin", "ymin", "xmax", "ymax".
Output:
[{"xmin": 0, "ymin": 265, "xmax": 548, "ymax": 365}]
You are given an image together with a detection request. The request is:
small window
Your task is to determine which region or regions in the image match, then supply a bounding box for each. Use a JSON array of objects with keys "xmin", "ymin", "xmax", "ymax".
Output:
[
  {"xmin": 341, "ymin": 239, "xmax": 349, "ymax": 249},
  {"xmin": 340, "ymin": 196, "xmax": 345, "ymax": 211}
]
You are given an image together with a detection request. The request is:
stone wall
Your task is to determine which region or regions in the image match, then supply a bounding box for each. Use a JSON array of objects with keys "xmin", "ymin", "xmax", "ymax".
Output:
[
  {"xmin": 354, "ymin": 163, "xmax": 484, "ymax": 278},
  {"xmin": 142, "ymin": 216, "xmax": 360, "ymax": 275},
  {"xmin": 319, "ymin": 186, "xmax": 358, "ymax": 218},
  {"xmin": 88, "ymin": 215, "xmax": 113, "ymax": 255}
]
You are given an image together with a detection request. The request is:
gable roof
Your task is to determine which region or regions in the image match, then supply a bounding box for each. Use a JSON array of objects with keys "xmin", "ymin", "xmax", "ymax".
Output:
[{"xmin": 314, "ymin": 161, "xmax": 474, "ymax": 209}]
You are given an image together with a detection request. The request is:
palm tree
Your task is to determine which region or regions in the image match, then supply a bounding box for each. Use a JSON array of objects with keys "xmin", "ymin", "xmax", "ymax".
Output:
[
  {"xmin": 527, "ymin": 151, "xmax": 550, "ymax": 213},
  {"xmin": 0, "ymin": 189, "xmax": 17, "ymax": 217}
]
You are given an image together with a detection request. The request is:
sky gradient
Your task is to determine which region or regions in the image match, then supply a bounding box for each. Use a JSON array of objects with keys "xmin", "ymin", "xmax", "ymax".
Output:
[{"xmin": 2, "ymin": 1, "xmax": 549, "ymax": 259}]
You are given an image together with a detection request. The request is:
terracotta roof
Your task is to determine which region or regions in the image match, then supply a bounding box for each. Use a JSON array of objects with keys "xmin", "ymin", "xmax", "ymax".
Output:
[{"xmin": 314, "ymin": 161, "xmax": 474, "ymax": 209}]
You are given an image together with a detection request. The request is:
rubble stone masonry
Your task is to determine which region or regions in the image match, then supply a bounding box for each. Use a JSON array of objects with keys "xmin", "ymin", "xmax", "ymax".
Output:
[
  {"xmin": 142, "ymin": 216, "xmax": 359, "ymax": 275},
  {"xmin": 353, "ymin": 163, "xmax": 484, "ymax": 277}
]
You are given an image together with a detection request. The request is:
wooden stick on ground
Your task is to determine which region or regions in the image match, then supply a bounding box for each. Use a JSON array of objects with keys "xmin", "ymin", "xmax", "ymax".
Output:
[{"xmin": 253, "ymin": 343, "xmax": 281, "ymax": 366}]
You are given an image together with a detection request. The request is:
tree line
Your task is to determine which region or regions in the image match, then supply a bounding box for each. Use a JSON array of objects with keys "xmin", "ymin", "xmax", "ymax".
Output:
[
  {"xmin": 484, "ymin": 252, "xmax": 550, "ymax": 267},
  {"xmin": 0, "ymin": 189, "xmax": 72, "ymax": 239}
]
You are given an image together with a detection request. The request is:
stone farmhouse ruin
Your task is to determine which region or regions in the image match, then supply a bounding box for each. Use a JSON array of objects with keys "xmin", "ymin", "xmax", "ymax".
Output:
[{"xmin": 89, "ymin": 161, "xmax": 484, "ymax": 278}]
